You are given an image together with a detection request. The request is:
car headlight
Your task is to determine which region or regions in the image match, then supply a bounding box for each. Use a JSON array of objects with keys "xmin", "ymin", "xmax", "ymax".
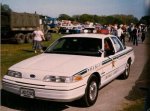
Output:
[
  {"xmin": 43, "ymin": 69, "xmax": 87, "ymax": 83},
  {"xmin": 7, "ymin": 70, "xmax": 22, "ymax": 78},
  {"xmin": 43, "ymin": 76, "xmax": 73, "ymax": 83}
]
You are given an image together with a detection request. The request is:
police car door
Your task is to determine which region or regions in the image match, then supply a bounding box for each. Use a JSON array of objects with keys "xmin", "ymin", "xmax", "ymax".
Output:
[
  {"xmin": 110, "ymin": 36, "xmax": 126, "ymax": 75},
  {"xmin": 101, "ymin": 37, "xmax": 116, "ymax": 85}
]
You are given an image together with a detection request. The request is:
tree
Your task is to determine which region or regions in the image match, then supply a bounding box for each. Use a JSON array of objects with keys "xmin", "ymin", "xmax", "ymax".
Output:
[
  {"xmin": 113, "ymin": 15, "xmax": 138, "ymax": 25},
  {"xmin": 1, "ymin": 4, "xmax": 12, "ymax": 12},
  {"xmin": 93, "ymin": 15, "xmax": 100, "ymax": 23},
  {"xmin": 105, "ymin": 16, "xmax": 122, "ymax": 25},
  {"xmin": 72, "ymin": 15, "xmax": 80, "ymax": 21},
  {"xmin": 139, "ymin": 16, "xmax": 150, "ymax": 26},
  {"xmin": 58, "ymin": 14, "xmax": 72, "ymax": 20},
  {"xmin": 58, "ymin": 13, "xmax": 139, "ymax": 25},
  {"xmin": 79, "ymin": 14, "xmax": 94, "ymax": 23}
]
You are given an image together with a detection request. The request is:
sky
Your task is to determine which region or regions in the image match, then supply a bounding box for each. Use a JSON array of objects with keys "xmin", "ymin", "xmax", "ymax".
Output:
[{"xmin": 1, "ymin": 0, "xmax": 150, "ymax": 20}]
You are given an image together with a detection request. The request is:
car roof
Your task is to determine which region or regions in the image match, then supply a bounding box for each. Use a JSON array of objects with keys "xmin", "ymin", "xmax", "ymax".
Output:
[{"xmin": 62, "ymin": 33, "xmax": 113, "ymax": 39}]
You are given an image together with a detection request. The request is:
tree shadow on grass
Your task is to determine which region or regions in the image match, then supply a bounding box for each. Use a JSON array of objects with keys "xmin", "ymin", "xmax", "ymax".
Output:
[
  {"xmin": 22, "ymin": 49, "xmax": 34, "ymax": 53},
  {"xmin": 22, "ymin": 46, "xmax": 47, "ymax": 53}
]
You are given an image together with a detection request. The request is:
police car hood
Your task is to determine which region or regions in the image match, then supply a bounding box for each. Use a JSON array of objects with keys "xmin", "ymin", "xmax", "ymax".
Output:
[{"xmin": 10, "ymin": 53, "xmax": 102, "ymax": 76}]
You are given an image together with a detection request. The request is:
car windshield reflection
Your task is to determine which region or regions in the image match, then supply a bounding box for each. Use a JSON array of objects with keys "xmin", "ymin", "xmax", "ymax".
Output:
[{"xmin": 45, "ymin": 37, "xmax": 102, "ymax": 57}]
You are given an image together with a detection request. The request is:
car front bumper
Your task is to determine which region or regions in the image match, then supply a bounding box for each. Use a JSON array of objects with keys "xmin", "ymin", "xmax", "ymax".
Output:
[{"xmin": 2, "ymin": 78, "xmax": 86, "ymax": 102}]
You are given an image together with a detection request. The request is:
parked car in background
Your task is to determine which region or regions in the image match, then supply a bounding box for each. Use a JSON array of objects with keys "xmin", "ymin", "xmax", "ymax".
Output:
[{"xmin": 2, "ymin": 33, "xmax": 135, "ymax": 106}]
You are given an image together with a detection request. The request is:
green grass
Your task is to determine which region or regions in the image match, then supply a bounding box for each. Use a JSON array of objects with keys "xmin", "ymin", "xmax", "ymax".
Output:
[
  {"xmin": 121, "ymin": 100, "xmax": 145, "ymax": 111},
  {"xmin": 1, "ymin": 33, "xmax": 61, "ymax": 79}
]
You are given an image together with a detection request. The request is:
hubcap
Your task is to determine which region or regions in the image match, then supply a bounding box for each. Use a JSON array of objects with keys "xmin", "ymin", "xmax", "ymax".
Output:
[
  {"xmin": 89, "ymin": 81, "xmax": 97, "ymax": 101},
  {"xmin": 125, "ymin": 63, "xmax": 129, "ymax": 76}
]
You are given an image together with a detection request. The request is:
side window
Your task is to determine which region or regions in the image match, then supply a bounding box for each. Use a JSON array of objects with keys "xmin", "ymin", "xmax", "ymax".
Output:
[
  {"xmin": 52, "ymin": 39, "xmax": 66, "ymax": 51},
  {"xmin": 111, "ymin": 37, "xmax": 124, "ymax": 52},
  {"xmin": 104, "ymin": 37, "xmax": 115, "ymax": 57}
]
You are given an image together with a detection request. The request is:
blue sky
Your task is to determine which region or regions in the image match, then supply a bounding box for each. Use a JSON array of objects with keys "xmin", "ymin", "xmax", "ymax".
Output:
[{"xmin": 1, "ymin": 0, "xmax": 150, "ymax": 19}]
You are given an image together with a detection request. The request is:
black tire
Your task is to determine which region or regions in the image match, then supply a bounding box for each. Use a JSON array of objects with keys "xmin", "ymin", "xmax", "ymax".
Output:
[
  {"xmin": 120, "ymin": 61, "xmax": 131, "ymax": 79},
  {"xmin": 45, "ymin": 32, "xmax": 52, "ymax": 41},
  {"xmin": 82, "ymin": 75, "xmax": 99, "ymax": 107},
  {"xmin": 26, "ymin": 33, "xmax": 33, "ymax": 43},
  {"xmin": 1, "ymin": 90, "xmax": 15, "ymax": 106},
  {"xmin": 15, "ymin": 33, "xmax": 25, "ymax": 44},
  {"xmin": 1, "ymin": 90, "xmax": 21, "ymax": 107}
]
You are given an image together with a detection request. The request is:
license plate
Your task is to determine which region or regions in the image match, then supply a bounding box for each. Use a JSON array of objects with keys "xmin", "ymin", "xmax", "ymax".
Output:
[{"xmin": 20, "ymin": 88, "xmax": 35, "ymax": 98}]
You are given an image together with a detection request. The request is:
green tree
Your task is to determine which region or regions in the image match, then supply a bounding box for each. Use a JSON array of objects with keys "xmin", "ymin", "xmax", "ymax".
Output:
[
  {"xmin": 58, "ymin": 13, "xmax": 139, "ymax": 25},
  {"xmin": 72, "ymin": 15, "xmax": 80, "ymax": 21},
  {"xmin": 139, "ymin": 16, "xmax": 150, "ymax": 26},
  {"xmin": 79, "ymin": 14, "xmax": 94, "ymax": 23},
  {"xmin": 105, "ymin": 16, "xmax": 122, "ymax": 25},
  {"xmin": 113, "ymin": 14, "xmax": 138, "ymax": 25},
  {"xmin": 58, "ymin": 14, "xmax": 72, "ymax": 20},
  {"xmin": 93, "ymin": 15, "xmax": 100, "ymax": 23},
  {"xmin": 1, "ymin": 4, "xmax": 12, "ymax": 12}
]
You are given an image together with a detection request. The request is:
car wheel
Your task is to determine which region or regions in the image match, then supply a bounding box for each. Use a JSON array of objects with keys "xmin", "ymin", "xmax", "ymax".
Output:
[
  {"xmin": 82, "ymin": 75, "xmax": 98, "ymax": 107},
  {"xmin": 45, "ymin": 32, "xmax": 51, "ymax": 41},
  {"xmin": 1, "ymin": 90, "xmax": 17, "ymax": 106},
  {"xmin": 15, "ymin": 33, "xmax": 25, "ymax": 44},
  {"xmin": 120, "ymin": 62, "xmax": 131, "ymax": 79},
  {"xmin": 26, "ymin": 33, "xmax": 33, "ymax": 43}
]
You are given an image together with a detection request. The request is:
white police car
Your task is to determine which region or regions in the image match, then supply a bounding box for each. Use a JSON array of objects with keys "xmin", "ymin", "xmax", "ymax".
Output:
[{"xmin": 2, "ymin": 33, "xmax": 135, "ymax": 106}]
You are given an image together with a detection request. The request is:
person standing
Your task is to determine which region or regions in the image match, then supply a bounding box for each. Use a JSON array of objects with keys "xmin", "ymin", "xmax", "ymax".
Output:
[
  {"xmin": 128, "ymin": 24, "xmax": 134, "ymax": 42},
  {"xmin": 138, "ymin": 25, "xmax": 142, "ymax": 41},
  {"xmin": 111, "ymin": 24, "xmax": 118, "ymax": 36},
  {"xmin": 132, "ymin": 25, "xmax": 138, "ymax": 46},
  {"xmin": 121, "ymin": 25, "xmax": 126, "ymax": 46},
  {"xmin": 117, "ymin": 26, "xmax": 123, "ymax": 40},
  {"xmin": 33, "ymin": 27, "xmax": 45, "ymax": 53},
  {"xmin": 141, "ymin": 25, "xmax": 147, "ymax": 43}
]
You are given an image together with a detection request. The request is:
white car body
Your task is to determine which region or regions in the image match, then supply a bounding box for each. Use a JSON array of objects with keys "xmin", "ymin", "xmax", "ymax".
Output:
[{"xmin": 2, "ymin": 33, "xmax": 135, "ymax": 106}]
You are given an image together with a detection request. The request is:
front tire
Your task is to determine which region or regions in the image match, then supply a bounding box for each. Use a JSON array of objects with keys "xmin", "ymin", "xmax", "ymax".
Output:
[
  {"xmin": 82, "ymin": 75, "xmax": 98, "ymax": 107},
  {"xmin": 120, "ymin": 62, "xmax": 131, "ymax": 79}
]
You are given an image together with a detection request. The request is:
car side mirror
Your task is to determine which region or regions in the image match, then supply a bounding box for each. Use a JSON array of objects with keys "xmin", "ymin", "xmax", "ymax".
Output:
[
  {"xmin": 98, "ymin": 49, "xmax": 104, "ymax": 53},
  {"xmin": 98, "ymin": 49, "xmax": 104, "ymax": 56}
]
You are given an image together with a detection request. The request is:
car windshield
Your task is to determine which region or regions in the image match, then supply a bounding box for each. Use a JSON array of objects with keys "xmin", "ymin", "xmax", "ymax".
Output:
[{"xmin": 45, "ymin": 37, "xmax": 102, "ymax": 57}]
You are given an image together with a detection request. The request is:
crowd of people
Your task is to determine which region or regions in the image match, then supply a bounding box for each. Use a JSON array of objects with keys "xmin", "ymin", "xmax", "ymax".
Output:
[
  {"xmin": 105, "ymin": 23, "xmax": 148, "ymax": 46},
  {"xmin": 32, "ymin": 23, "xmax": 148, "ymax": 53}
]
